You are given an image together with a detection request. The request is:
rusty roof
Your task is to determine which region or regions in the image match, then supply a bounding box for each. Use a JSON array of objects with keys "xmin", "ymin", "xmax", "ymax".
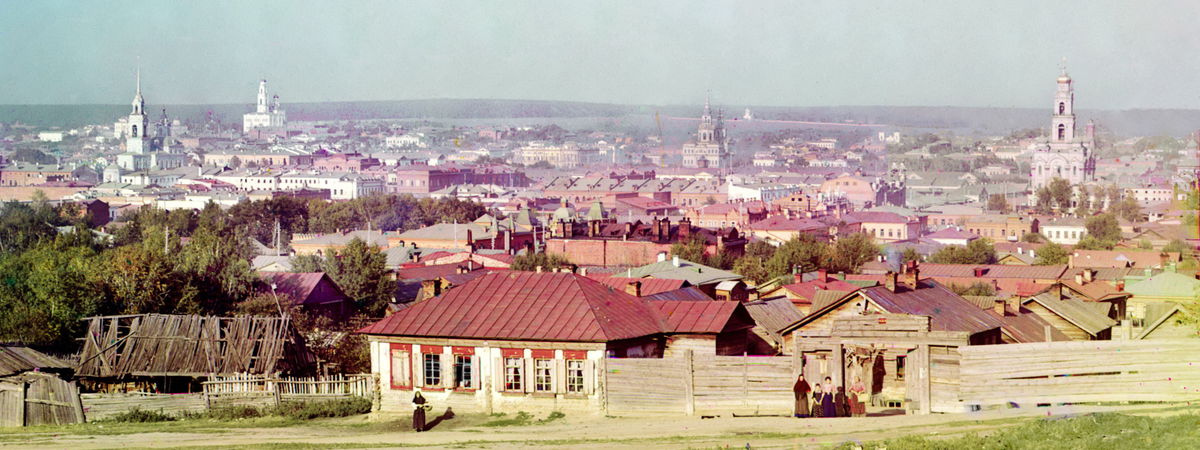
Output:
[
  {"xmin": 358, "ymin": 272, "xmax": 665, "ymax": 342},
  {"xmin": 916, "ymin": 263, "xmax": 1068, "ymax": 280},
  {"xmin": 258, "ymin": 272, "xmax": 348, "ymax": 305},
  {"xmin": 858, "ymin": 279, "xmax": 1004, "ymax": 334},
  {"xmin": 1023, "ymin": 292, "xmax": 1117, "ymax": 336},
  {"xmin": 652, "ymin": 301, "xmax": 745, "ymax": 334},
  {"xmin": 643, "ymin": 286, "xmax": 714, "ymax": 301},
  {"xmin": 590, "ymin": 276, "xmax": 687, "ymax": 296},
  {"xmin": 0, "ymin": 344, "xmax": 72, "ymax": 377}
]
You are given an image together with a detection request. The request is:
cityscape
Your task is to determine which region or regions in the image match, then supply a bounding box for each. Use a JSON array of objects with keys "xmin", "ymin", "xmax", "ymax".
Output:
[{"xmin": 0, "ymin": 1, "xmax": 1198, "ymax": 448}]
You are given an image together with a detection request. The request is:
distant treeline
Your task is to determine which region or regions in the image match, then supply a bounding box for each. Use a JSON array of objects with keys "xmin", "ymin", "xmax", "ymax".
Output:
[{"xmin": 3, "ymin": 100, "xmax": 1199, "ymax": 137}]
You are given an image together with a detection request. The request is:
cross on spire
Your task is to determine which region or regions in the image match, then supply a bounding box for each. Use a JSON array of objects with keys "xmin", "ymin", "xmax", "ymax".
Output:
[{"xmin": 1059, "ymin": 56, "xmax": 1068, "ymax": 76}]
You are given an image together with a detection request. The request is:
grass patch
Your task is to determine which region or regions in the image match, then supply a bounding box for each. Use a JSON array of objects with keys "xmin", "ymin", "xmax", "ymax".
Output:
[
  {"xmin": 831, "ymin": 412, "xmax": 1200, "ymax": 450},
  {"xmin": 480, "ymin": 411, "xmax": 565, "ymax": 427},
  {"xmin": 107, "ymin": 407, "xmax": 176, "ymax": 423},
  {"xmin": 268, "ymin": 397, "xmax": 373, "ymax": 420}
]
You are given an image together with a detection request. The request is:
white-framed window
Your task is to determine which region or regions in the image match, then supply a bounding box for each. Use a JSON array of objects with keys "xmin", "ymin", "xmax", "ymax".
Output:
[
  {"xmin": 534, "ymin": 359, "xmax": 553, "ymax": 392},
  {"xmin": 454, "ymin": 355, "xmax": 473, "ymax": 389},
  {"xmin": 566, "ymin": 360, "xmax": 585, "ymax": 393},
  {"xmin": 504, "ymin": 357, "xmax": 523, "ymax": 391},
  {"xmin": 423, "ymin": 353, "xmax": 441, "ymax": 386}
]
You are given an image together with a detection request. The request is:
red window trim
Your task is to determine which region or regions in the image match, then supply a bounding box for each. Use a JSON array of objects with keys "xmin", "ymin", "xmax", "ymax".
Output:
[
  {"xmin": 530, "ymin": 349, "xmax": 555, "ymax": 359},
  {"xmin": 563, "ymin": 350, "xmax": 587, "ymax": 360},
  {"xmin": 501, "ymin": 348, "xmax": 524, "ymax": 358},
  {"xmin": 389, "ymin": 343, "xmax": 412, "ymax": 389},
  {"xmin": 421, "ymin": 345, "xmax": 443, "ymax": 354}
]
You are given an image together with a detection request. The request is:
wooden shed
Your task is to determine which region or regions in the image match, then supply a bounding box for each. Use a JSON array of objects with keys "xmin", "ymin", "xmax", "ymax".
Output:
[
  {"xmin": 0, "ymin": 344, "xmax": 85, "ymax": 427},
  {"xmin": 75, "ymin": 314, "xmax": 317, "ymax": 392}
]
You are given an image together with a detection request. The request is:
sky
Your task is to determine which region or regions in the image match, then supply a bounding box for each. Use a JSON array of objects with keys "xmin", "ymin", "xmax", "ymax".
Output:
[{"xmin": 2, "ymin": 0, "xmax": 1198, "ymax": 109}]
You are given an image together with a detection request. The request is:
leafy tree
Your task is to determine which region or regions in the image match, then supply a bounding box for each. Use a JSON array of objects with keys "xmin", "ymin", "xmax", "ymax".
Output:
[
  {"xmin": 0, "ymin": 241, "xmax": 109, "ymax": 349},
  {"xmin": 1163, "ymin": 239, "xmax": 1188, "ymax": 254},
  {"xmin": 1074, "ymin": 236, "xmax": 1113, "ymax": 251},
  {"xmin": 290, "ymin": 254, "xmax": 326, "ymax": 273},
  {"xmin": 900, "ymin": 247, "xmax": 922, "ymax": 263},
  {"xmin": 1021, "ymin": 233, "xmax": 1044, "ymax": 243},
  {"xmin": 928, "ymin": 238, "xmax": 996, "ymax": 265},
  {"xmin": 987, "ymin": 194, "xmax": 1009, "ymax": 213},
  {"xmin": 1074, "ymin": 185, "xmax": 1092, "ymax": 217},
  {"xmin": 0, "ymin": 201, "xmax": 56, "ymax": 253},
  {"xmin": 670, "ymin": 235, "xmax": 708, "ymax": 263},
  {"xmin": 732, "ymin": 256, "xmax": 770, "ymax": 284},
  {"xmin": 323, "ymin": 238, "xmax": 393, "ymax": 316},
  {"xmin": 1085, "ymin": 213, "xmax": 1121, "ymax": 243},
  {"xmin": 766, "ymin": 234, "xmax": 828, "ymax": 278},
  {"xmin": 1110, "ymin": 196, "xmax": 1142, "ymax": 222},
  {"xmin": 828, "ymin": 233, "xmax": 880, "ymax": 273},
  {"xmin": 511, "ymin": 252, "xmax": 573, "ymax": 272},
  {"xmin": 228, "ymin": 155, "xmax": 242, "ymax": 169},
  {"xmin": 744, "ymin": 241, "xmax": 776, "ymax": 260},
  {"xmin": 10, "ymin": 148, "xmax": 57, "ymax": 164},
  {"xmin": 529, "ymin": 160, "xmax": 555, "ymax": 169},
  {"xmin": 1035, "ymin": 186, "xmax": 1054, "ymax": 214},
  {"xmin": 1034, "ymin": 242, "xmax": 1069, "ymax": 265},
  {"xmin": 1048, "ymin": 178, "xmax": 1072, "ymax": 210},
  {"xmin": 1138, "ymin": 239, "xmax": 1153, "ymax": 250}
]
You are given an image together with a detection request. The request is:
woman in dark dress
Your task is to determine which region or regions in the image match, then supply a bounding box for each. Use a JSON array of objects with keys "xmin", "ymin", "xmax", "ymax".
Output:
[
  {"xmin": 412, "ymin": 391, "xmax": 427, "ymax": 432},
  {"xmin": 835, "ymin": 386, "xmax": 849, "ymax": 418},
  {"xmin": 819, "ymin": 377, "xmax": 838, "ymax": 418},
  {"xmin": 793, "ymin": 374, "xmax": 811, "ymax": 418}
]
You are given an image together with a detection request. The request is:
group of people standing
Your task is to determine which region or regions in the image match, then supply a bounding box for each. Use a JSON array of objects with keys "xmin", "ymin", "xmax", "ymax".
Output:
[{"xmin": 792, "ymin": 374, "xmax": 866, "ymax": 418}]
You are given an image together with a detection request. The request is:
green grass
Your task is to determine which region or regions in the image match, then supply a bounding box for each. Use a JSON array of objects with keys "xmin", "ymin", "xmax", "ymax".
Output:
[
  {"xmin": 479, "ymin": 411, "xmax": 565, "ymax": 427},
  {"xmin": 831, "ymin": 412, "xmax": 1200, "ymax": 450}
]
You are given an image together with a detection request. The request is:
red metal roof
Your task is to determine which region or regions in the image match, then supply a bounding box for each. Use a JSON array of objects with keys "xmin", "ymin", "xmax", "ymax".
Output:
[
  {"xmin": 258, "ymin": 272, "xmax": 346, "ymax": 305},
  {"xmin": 652, "ymin": 301, "xmax": 742, "ymax": 334},
  {"xmin": 782, "ymin": 278, "xmax": 860, "ymax": 302},
  {"xmin": 917, "ymin": 264, "xmax": 1068, "ymax": 280},
  {"xmin": 590, "ymin": 276, "xmax": 686, "ymax": 296},
  {"xmin": 358, "ymin": 272, "xmax": 665, "ymax": 342},
  {"xmin": 395, "ymin": 263, "xmax": 474, "ymax": 281}
]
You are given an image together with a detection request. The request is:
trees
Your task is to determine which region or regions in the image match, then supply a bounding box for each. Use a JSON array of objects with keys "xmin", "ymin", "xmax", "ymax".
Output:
[
  {"xmin": 928, "ymin": 239, "xmax": 997, "ymax": 265},
  {"xmin": 1085, "ymin": 213, "xmax": 1121, "ymax": 244},
  {"xmin": 670, "ymin": 235, "xmax": 708, "ymax": 263},
  {"xmin": 1110, "ymin": 196, "xmax": 1142, "ymax": 222},
  {"xmin": 1034, "ymin": 242, "xmax": 1069, "ymax": 265},
  {"xmin": 900, "ymin": 247, "xmax": 922, "ymax": 263},
  {"xmin": 950, "ymin": 282, "xmax": 996, "ymax": 296},
  {"xmin": 766, "ymin": 234, "xmax": 828, "ymax": 278},
  {"xmin": 732, "ymin": 256, "xmax": 770, "ymax": 284},
  {"xmin": 1048, "ymin": 178, "xmax": 1073, "ymax": 211},
  {"xmin": 987, "ymin": 194, "xmax": 1010, "ymax": 213},
  {"xmin": 1021, "ymin": 233, "xmax": 1045, "ymax": 243},
  {"xmin": 744, "ymin": 241, "xmax": 776, "ymax": 260},
  {"xmin": 1073, "ymin": 236, "xmax": 1112, "ymax": 251},
  {"xmin": 827, "ymin": 233, "xmax": 880, "ymax": 274},
  {"xmin": 322, "ymin": 238, "xmax": 393, "ymax": 316},
  {"xmin": 510, "ymin": 252, "xmax": 572, "ymax": 272}
]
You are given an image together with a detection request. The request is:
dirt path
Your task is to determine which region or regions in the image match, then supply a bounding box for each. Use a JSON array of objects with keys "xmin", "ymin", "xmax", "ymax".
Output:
[{"xmin": 4, "ymin": 403, "xmax": 1194, "ymax": 449}]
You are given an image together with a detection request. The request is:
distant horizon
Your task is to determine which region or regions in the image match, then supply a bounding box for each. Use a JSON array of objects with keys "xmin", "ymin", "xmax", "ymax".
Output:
[{"xmin": 2, "ymin": 1, "xmax": 1198, "ymax": 109}]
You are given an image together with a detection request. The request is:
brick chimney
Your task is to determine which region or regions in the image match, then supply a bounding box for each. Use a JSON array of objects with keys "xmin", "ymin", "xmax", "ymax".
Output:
[
  {"xmin": 817, "ymin": 268, "xmax": 828, "ymax": 282},
  {"xmin": 904, "ymin": 260, "xmax": 919, "ymax": 289},
  {"xmin": 625, "ymin": 281, "xmax": 642, "ymax": 297},
  {"xmin": 993, "ymin": 299, "xmax": 1006, "ymax": 316},
  {"xmin": 884, "ymin": 271, "xmax": 898, "ymax": 293},
  {"xmin": 973, "ymin": 267, "xmax": 985, "ymax": 277},
  {"xmin": 678, "ymin": 218, "xmax": 692, "ymax": 239}
]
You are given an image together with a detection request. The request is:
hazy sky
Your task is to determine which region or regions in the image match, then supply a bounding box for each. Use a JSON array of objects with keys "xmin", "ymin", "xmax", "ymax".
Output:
[{"xmin": 2, "ymin": 0, "xmax": 1198, "ymax": 109}]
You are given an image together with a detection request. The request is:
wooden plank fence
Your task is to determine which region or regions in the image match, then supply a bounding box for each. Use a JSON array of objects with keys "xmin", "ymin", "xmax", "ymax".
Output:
[
  {"xmin": 605, "ymin": 352, "xmax": 795, "ymax": 416},
  {"xmin": 201, "ymin": 373, "xmax": 374, "ymax": 407},
  {"xmin": 957, "ymin": 339, "xmax": 1200, "ymax": 409}
]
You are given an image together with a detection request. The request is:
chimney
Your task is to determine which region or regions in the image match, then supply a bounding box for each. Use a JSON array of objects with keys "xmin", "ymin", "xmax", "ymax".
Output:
[
  {"xmin": 658, "ymin": 252, "xmax": 667, "ymax": 262},
  {"xmin": 1074, "ymin": 273, "xmax": 1084, "ymax": 285},
  {"xmin": 535, "ymin": 265, "xmax": 544, "ymax": 273},
  {"xmin": 466, "ymin": 229, "xmax": 474, "ymax": 249},
  {"xmin": 994, "ymin": 299, "xmax": 1006, "ymax": 316},
  {"xmin": 973, "ymin": 267, "xmax": 985, "ymax": 277},
  {"xmin": 625, "ymin": 281, "xmax": 642, "ymax": 297},
  {"xmin": 837, "ymin": 271, "xmax": 846, "ymax": 281},
  {"xmin": 884, "ymin": 271, "xmax": 898, "ymax": 292},
  {"xmin": 672, "ymin": 255, "xmax": 681, "ymax": 267},
  {"xmin": 504, "ymin": 229, "xmax": 512, "ymax": 253},
  {"xmin": 1160, "ymin": 252, "xmax": 1170, "ymax": 268},
  {"xmin": 904, "ymin": 261, "xmax": 919, "ymax": 288},
  {"xmin": 817, "ymin": 268, "xmax": 828, "ymax": 282},
  {"xmin": 679, "ymin": 218, "xmax": 692, "ymax": 238},
  {"xmin": 1116, "ymin": 280, "xmax": 1125, "ymax": 291},
  {"xmin": 624, "ymin": 222, "xmax": 634, "ymax": 236},
  {"xmin": 1082, "ymin": 269, "xmax": 1093, "ymax": 283}
]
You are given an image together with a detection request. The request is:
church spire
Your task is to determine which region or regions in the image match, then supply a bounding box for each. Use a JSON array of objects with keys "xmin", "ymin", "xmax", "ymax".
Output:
[{"xmin": 131, "ymin": 63, "xmax": 145, "ymax": 115}]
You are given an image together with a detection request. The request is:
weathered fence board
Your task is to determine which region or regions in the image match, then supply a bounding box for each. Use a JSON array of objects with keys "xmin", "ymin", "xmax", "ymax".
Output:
[
  {"xmin": 606, "ymin": 354, "xmax": 796, "ymax": 416},
  {"xmin": 81, "ymin": 393, "xmax": 207, "ymax": 420},
  {"xmin": 957, "ymin": 339, "xmax": 1200, "ymax": 407}
]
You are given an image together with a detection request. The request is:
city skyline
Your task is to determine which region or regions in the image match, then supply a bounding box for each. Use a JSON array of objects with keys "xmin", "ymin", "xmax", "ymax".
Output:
[{"xmin": 2, "ymin": 1, "xmax": 1199, "ymax": 110}]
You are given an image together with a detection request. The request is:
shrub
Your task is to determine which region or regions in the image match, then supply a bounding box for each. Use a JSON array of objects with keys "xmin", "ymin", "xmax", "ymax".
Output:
[
  {"xmin": 267, "ymin": 397, "xmax": 372, "ymax": 420},
  {"xmin": 108, "ymin": 407, "xmax": 176, "ymax": 423},
  {"xmin": 188, "ymin": 405, "xmax": 264, "ymax": 420}
]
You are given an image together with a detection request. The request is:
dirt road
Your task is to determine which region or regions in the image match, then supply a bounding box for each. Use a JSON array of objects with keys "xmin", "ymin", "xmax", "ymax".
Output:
[{"xmin": 4, "ymin": 403, "xmax": 1194, "ymax": 449}]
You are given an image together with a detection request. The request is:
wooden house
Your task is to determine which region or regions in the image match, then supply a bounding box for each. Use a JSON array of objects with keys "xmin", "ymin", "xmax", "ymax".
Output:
[
  {"xmin": 1020, "ymin": 291, "xmax": 1117, "ymax": 340},
  {"xmin": 357, "ymin": 271, "xmax": 771, "ymax": 415},
  {"xmin": 1135, "ymin": 303, "xmax": 1193, "ymax": 339},
  {"xmin": 258, "ymin": 272, "xmax": 355, "ymax": 320},
  {"xmin": 0, "ymin": 344, "xmax": 84, "ymax": 427},
  {"xmin": 75, "ymin": 314, "xmax": 317, "ymax": 392}
]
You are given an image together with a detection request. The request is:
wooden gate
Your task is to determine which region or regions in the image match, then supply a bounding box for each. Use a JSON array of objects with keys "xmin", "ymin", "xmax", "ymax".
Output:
[{"xmin": 0, "ymin": 373, "xmax": 85, "ymax": 427}]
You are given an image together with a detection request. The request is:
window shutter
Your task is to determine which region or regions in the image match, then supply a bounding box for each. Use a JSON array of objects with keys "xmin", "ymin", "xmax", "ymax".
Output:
[
  {"xmin": 470, "ymin": 355, "xmax": 480, "ymax": 389},
  {"xmin": 554, "ymin": 358, "xmax": 566, "ymax": 394},
  {"xmin": 413, "ymin": 352, "xmax": 424, "ymax": 387},
  {"xmin": 441, "ymin": 352, "xmax": 454, "ymax": 389},
  {"xmin": 493, "ymin": 356, "xmax": 504, "ymax": 392},
  {"xmin": 583, "ymin": 359, "xmax": 595, "ymax": 395},
  {"xmin": 523, "ymin": 358, "xmax": 534, "ymax": 393}
]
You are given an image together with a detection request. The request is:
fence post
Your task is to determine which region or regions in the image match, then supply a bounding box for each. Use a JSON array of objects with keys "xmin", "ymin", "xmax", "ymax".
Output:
[
  {"xmin": 599, "ymin": 357, "xmax": 609, "ymax": 416},
  {"xmin": 683, "ymin": 350, "xmax": 695, "ymax": 416},
  {"xmin": 918, "ymin": 344, "xmax": 931, "ymax": 415},
  {"xmin": 18, "ymin": 381, "xmax": 27, "ymax": 427},
  {"xmin": 831, "ymin": 343, "xmax": 844, "ymax": 390}
]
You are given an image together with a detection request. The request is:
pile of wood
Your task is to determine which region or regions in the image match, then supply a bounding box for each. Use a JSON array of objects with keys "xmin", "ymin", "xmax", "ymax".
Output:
[{"xmin": 76, "ymin": 314, "xmax": 317, "ymax": 379}]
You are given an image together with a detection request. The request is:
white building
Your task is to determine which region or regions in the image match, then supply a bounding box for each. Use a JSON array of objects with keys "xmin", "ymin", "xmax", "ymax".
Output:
[
  {"xmin": 213, "ymin": 169, "xmax": 384, "ymax": 200},
  {"xmin": 1030, "ymin": 63, "xmax": 1096, "ymax": 204},
  {"xmin": 37, "ymin": 131, "xmax": 64, "ymax": 142},
  {"xmin": 385, "ymin": 134, "xmax": 428, "ymax": 149},
  {"xmin": 1041, "ymin": 218, "xmax": 1089, "ymax": 245},
  {"xmin": 113, "ymin": 68, "xmax": 189, "ymax": 171},
  {"xmin": 681, "ymin": 94, "xmax": 731, "ymax": 169},
  {"xmin": 243, "ymin": 80, "xmax": 287, "ymax": 132}
]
